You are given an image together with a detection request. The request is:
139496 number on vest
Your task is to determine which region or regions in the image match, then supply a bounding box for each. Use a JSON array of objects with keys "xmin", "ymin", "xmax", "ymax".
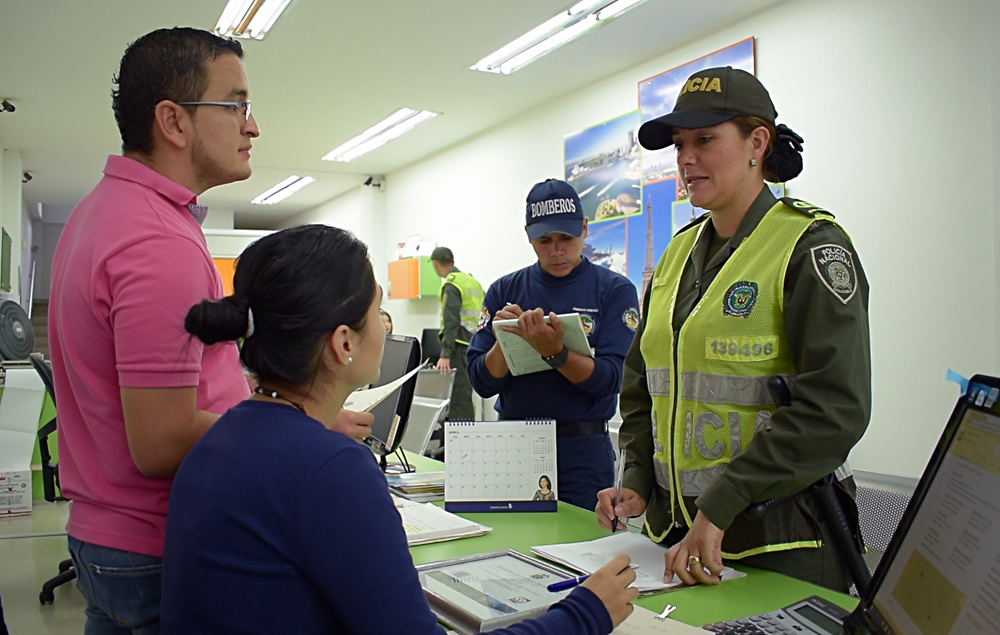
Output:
[{"xmin": 705, "ymin": 337, "xmax": 779, "ymax": 361}]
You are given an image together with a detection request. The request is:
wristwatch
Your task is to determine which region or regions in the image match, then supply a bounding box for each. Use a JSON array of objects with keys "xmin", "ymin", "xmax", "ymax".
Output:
[{"xmin": 541, "ymin": 347, "xmax": 569, "ymax": 369}]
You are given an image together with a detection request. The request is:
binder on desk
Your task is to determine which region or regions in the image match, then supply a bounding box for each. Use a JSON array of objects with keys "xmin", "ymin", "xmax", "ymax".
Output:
[{"xmin": 444, "ymin": 420, "xmax": 557, "ymax": 513}]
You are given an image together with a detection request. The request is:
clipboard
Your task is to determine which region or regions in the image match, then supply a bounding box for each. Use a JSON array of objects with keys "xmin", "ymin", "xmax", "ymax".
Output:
[
  {"xmin": 415, "ymin": 550, "xmax": 575, "ymax": 634},
  {"xmin": 491, "ymin": 312, "xmax": 592, "ymax": 376}
]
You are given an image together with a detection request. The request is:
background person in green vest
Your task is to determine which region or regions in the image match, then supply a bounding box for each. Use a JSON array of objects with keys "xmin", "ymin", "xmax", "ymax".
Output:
[
  {"xmin": 430, "ymin": 247, "xmax": 484, "ymax": 420},
  {"xmin": 595, "ymin": 67, "xmax": 871, "ymax": 592}
]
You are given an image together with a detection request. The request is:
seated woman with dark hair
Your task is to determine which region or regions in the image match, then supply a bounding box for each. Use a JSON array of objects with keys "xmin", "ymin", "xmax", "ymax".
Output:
[{"xmin": 159, "ymin": 224, "xmax": 638, "ymax": 635}]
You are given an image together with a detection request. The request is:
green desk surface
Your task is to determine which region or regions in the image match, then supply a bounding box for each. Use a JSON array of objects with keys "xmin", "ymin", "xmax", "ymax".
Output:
[{"xmin": 395, "ymin": 453, "xmax": 858, "ymax": 629}]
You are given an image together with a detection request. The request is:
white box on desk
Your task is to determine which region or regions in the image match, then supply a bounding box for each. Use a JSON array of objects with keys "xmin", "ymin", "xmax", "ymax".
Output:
[{"xmin": 0, "ymin": 469, "xmax": 32, "ymax": 516}]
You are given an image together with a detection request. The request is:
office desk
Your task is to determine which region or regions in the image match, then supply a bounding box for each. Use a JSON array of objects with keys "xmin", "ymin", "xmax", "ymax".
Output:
[{"xmin": 398, "ymin": 454, "xmax": 858, "ymax": 629}]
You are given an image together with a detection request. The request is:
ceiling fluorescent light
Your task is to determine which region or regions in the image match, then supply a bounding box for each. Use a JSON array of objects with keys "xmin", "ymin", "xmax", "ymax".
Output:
[
  {"xmin": 322, "ymin": 109, "xmax": 439, "ymax": 163},
  {"xmin": 499, "ymin": 15, "xmax": 598, "ymax": 75},
  {"xmin": 569, "ymin": 0, "xmax": 607, "ymax": 15},
  {"xmin": 471, "ymin": 0, "xmax": 648, "ymax": 74},
  {"xmin": 597, "ymin": 0, "xmax": 644, "ymax": 19},
  {"xmin": 215, "ymin": 0, "xmax": 293, "ymax": 40},
  {"xmin": 251, "ymin": 175, "xmax": 315, "ymax": 205}
]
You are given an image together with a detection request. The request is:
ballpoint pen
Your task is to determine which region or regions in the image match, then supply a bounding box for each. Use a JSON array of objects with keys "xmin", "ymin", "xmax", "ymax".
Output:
[
  {"xmin": 547, "ymin": 564, "xmax": 638, "ymax": 592},
  {"xmin": 547, "ymin": 574, "xmax": 591, "ymax": 592},
  {"xmin": 610, "ymin": 447, "xmax": 626, "ymax": 532}
]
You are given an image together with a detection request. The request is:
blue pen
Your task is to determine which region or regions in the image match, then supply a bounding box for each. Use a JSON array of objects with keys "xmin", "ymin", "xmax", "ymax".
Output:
[
  {"xmin": 547, "ymin": 574, "xmax": 591, "ymax": 592},
  {"xmin": 547, "ymin": 564, "xmax": 638, "ymax": 592}
]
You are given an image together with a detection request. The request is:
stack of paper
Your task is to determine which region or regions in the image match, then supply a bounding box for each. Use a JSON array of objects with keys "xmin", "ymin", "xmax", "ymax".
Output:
[
  {"xmin": 392, "ymin": 497, "xmax": 492, "ymax": 546},
  {"xmin": 532, "ymin": 531, "xmax": 745, "ymax": 595},
  {"xmin": 387, "ymin": 471, "xmax": 445, "ymax": 502}
]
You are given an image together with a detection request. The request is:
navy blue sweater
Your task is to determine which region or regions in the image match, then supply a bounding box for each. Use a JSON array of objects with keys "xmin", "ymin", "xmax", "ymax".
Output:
[
  {"xmin": 160, "ymin": 401, "xmax": 613, "ymax": 635},
  {"xmin": 468, "ymin": 258, "xmax": 640, "ymax": 422}
]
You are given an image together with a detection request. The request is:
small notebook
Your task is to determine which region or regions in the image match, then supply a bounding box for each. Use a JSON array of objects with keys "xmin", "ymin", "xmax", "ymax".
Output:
[
  {"xmin": 491, "ymin": 312, "xmax": 592, "ymax": 376},
  {"xmin": 444, "ymin": 420, "xmax": 557, "ymax": 512}
]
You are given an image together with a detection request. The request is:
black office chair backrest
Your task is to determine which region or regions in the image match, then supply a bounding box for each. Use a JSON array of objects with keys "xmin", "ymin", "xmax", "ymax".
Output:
[
  {"xmin": 29, "ymin": 353, "xmax": 56, "ymax": 408},
  {"xmin": 29, "ymin": 354, "xmax": 62, "ymax": 502}
]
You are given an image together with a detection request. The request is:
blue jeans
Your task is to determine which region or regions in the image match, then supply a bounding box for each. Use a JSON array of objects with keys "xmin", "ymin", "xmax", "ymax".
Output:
[
  {"xmin": 556, "ymin": 433, "xmax": 616, "ymax": 510},
  {"xmin": 68, "ymin": 536, "xmax": 162, "ymax": 635}
]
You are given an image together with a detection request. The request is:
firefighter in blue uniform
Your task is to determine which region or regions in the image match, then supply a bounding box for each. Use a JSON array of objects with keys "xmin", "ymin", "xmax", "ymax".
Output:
[{"xmin": 467, "ymin": 179, "xmax": 640, "ymax": 509}]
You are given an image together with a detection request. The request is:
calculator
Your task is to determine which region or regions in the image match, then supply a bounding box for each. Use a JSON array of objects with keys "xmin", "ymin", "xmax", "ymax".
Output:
[{"xmin": 702, "ymin": 595, "xmax": 849, "ymax": 635}]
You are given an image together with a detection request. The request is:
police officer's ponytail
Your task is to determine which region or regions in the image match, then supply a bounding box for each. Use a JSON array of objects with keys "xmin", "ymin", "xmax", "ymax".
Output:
[{"xmin": 734, "ymin": 117, "xmax": 804, "ymax": 183}]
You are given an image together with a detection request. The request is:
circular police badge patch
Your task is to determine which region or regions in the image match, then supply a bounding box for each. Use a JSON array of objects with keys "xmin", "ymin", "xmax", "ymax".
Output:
[
  {"xmin": 580, "ymin": 314, "xmax": 595, "ymax": 336},
  {"xmin": 810, "ymin": 244, "xmax": 857, "ymax": 304},
  {"xmin": 477, "ymin": 305, "xmax": 490, "ymax": 331},
  {"xmin": 622, "ymin": 308, "xmax": 639, "ymax": 332},
  {"xmin": 722, "ymin": 281, "xmax": 759, "ymax": 318}
]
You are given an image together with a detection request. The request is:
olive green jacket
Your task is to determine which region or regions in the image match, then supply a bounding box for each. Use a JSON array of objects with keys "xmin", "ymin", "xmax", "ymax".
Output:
[{"xmin": 620, "ymin": 186, "xmax": 871, "ymax": 544}]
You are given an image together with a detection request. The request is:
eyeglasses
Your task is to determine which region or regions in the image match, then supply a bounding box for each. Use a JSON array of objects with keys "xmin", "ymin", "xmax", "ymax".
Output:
[{"xmin": 175, "ymin": 101, "xmax": 252, "ymax": 122}]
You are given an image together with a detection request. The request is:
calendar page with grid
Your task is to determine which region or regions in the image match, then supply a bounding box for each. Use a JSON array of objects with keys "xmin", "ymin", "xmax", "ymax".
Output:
[{"xmin": 444, "ymin": 420, "xmax": 557, "ymax": 512}]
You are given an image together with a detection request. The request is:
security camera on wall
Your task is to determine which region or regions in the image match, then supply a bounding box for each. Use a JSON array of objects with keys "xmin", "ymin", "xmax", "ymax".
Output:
[
  {"xmin": 363, "ymin": 176, "xmax": 383, "ymax": 188},
  {"xmin": 0, "ymin": 100, "xmax": 14, "ymax": 113}
]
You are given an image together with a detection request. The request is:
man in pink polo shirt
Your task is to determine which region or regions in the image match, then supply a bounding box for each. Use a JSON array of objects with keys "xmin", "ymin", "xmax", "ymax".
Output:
[{"xmin": 49, "ymin": 28, "xmax": 258, "ymax": 635}]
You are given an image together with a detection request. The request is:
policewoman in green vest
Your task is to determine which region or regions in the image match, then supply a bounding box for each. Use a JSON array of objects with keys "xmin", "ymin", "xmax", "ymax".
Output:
[
  {"xmin": 595, "ymin": 67, "xmax": 871, "ymax": 592},
  {"xmin": 431, "ymin": 246, "xmax": 485, "ymax": 420}
]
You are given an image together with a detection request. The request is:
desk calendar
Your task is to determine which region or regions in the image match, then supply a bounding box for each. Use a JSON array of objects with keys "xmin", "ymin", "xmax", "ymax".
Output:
[{"xmin": 444, "ymin": 420, "xmax": 557, "ymax": 512}]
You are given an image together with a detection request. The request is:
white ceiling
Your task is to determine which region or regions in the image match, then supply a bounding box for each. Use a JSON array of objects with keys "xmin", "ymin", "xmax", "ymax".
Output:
[{"xmin": 0, "ymin": 0, "xmax": 784, "ymax": 227}]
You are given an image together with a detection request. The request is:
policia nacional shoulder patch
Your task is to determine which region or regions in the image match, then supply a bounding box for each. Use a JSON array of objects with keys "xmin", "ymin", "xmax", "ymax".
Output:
[
  {"xmin": 722, "ymin": 280, "xmax": 758, "ymax": 318},
  {"xmin": 811, "ymin": 244, "xmax": 857, "ymax": 304}
]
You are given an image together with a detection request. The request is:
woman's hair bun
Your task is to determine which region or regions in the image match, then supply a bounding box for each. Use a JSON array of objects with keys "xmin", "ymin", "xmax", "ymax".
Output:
[
  {"xmin": 185, "ymin": 295, "xmax": 250, "ymax": 345},
  {"xmin": 765, "ymin": 123, "xmax": 804, "ymax": 182}
]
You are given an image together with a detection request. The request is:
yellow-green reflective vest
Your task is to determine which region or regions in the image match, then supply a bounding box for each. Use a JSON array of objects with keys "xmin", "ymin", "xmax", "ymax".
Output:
[
  {"xmin": 439, "ymin": 270, "xmax": 485, "ymax": 346},
  {"xmin": 640, "ymin": 201, "xmax": 839, "ymax": 559}
]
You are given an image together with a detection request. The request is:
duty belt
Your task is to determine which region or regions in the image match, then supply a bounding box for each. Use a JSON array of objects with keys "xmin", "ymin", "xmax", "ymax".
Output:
[{"xmin": 556, "ymin": 419, "xmax": 608, "ymax": 438}]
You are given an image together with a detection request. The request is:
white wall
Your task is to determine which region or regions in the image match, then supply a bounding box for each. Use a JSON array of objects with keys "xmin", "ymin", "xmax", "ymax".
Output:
[
  {"xmin": 34, "ymin": 223, "xmax": 63, "ymax": 301},
  {"xmin": 20, "ymin": 198, "xmax": 32, "ymax": 308},
  {"xmin": 0, "ymin": 149, "xmax": 23, "ymax": 301},
  {"xmin": 202, "ymin": 209, "xmax": 235, "ymax": 230},
  {"xmin": 277, "ymin": 187, "xmax": 364, "ymax": 235},
  {"xmin": 379, "ymin": 0, "xmax": 997, "ymax": 479}
]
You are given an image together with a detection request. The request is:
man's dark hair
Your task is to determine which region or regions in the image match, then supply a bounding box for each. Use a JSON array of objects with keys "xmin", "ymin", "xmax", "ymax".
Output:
[
  {"xmin": 112, "ymin": 27, "xmax": 244, "ymax": 154},
  {"xmin": 186, "ymin": 225, "xmax": 377, "ymax": 388},
  {"xmin": 430, "ymin": 247, "xmax": 454, "ymax": 265}
]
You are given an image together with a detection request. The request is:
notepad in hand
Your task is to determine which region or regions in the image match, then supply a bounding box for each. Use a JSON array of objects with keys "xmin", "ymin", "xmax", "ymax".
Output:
[
  {"xmin": 492, "ymin": 312, "xmax": 592, "ymax": 376},
  {"xmin": 397, "ymin": 502, "xmax": 492, "ymax": 546}
]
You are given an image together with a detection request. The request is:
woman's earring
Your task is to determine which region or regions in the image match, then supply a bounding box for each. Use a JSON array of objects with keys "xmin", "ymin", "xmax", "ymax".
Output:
[
  {"xmin": 348, "ymin": 357, "xmax": 353, "ymax": 364},
  {"xmin": 750, "ymin": 158, "xmax": 758, "ymax": 167}
]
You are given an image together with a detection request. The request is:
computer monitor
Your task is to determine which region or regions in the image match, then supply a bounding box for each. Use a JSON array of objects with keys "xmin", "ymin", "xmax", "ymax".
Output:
[
  {"xmin": 843, "ymin": 374, "xmax": 1000, "ymax": 635},
  {"xmin": 420, "ymin": 328, "xmax": 442, "ymax": 364},
  {"xmin": 414, "ymin": 368, "xmax": 456, "ymax": 401},
  {"xmin": 365, "ymin": 335, "xmax": 422, "ymax": 458}
]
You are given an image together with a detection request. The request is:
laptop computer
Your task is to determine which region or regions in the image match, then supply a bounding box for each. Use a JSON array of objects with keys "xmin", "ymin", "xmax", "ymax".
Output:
[
  {"xmin": 842, "ymin": 373, "xmax": 1000, "ymax": 634},
  {"xmin": 704, "ymin": 374, "xmax": 1000, "ymax": 635}
]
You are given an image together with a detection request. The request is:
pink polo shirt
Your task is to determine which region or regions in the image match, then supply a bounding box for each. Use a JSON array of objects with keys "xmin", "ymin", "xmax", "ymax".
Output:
[{"xmin": 49, "ymin": 155, "xmax": 249, "ymax": 558}]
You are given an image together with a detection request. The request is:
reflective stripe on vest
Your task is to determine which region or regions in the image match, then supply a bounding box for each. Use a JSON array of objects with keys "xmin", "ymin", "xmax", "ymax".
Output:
[
  {"xmin": 639, "ymin": 202, "xmax": 837, "ymax": 557},
  {"xmin": 439, "ymin": 270, "xmax": 485, "ymax": 346}
]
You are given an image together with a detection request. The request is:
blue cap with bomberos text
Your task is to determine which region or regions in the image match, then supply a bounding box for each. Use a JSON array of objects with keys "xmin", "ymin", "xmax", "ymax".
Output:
[{"xmin": 524, "ymin": 179, "xmax": 584, "ymax": 240}]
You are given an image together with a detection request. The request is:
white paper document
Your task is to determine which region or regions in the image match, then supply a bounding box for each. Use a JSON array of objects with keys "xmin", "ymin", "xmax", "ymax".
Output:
[
  {"xmin": 492, "ymin": 312, "xmax": 592, "ymax": 376},
  {"xmin": 0, "ymin": 368, "xmax": 47, "ymax": 471},
  {"xmin": 613, "ymin": 606, "xmax": 707, "ymax": 634},
  {"xmin": 532, "ymin": 531, "xmax": 745, "ymax": 595},
  {"xmin": 343, "ymin": 365, "xmax": 423, "ymax": 413},
  {"xmin": 395, "ymin": 501, "xmax": 491, "ymax": 546}
]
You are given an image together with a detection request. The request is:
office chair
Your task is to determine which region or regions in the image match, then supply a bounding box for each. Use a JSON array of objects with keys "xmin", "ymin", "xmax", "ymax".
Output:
[{"xmin": 30, "ymin": 354, "xmax": 76, "ymax": 605}]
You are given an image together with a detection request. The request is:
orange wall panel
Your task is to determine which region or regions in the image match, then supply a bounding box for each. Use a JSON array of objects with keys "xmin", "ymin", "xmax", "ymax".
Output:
[
  {"xmin": 388, "ymin": 259, "xmax": 419, "ymax": 299},
  {"xmin": 213, "ymin": 258, "xmax": 236, "ymax": 297}
]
